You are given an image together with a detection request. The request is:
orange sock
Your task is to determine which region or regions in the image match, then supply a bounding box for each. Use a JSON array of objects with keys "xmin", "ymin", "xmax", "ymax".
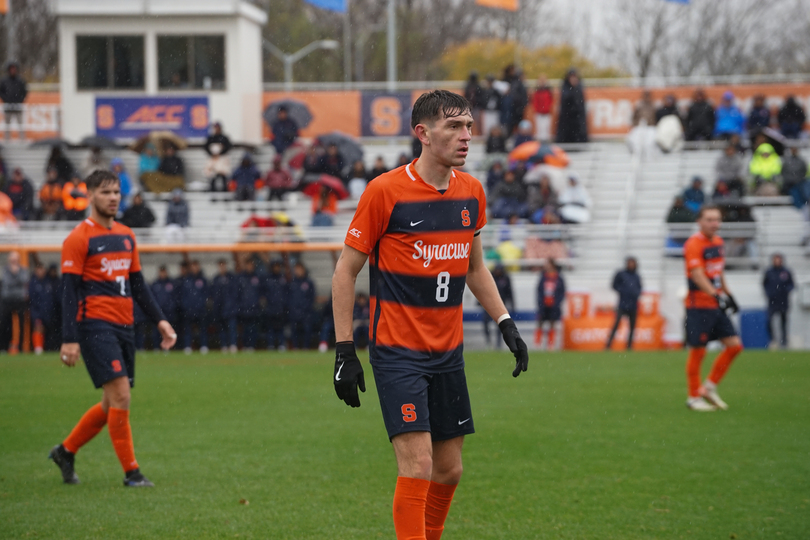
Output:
[
  {"xmin": 63, "ymin": 403, "xmax": 107, "ymax": 454},
  {"xmin": 686, "ymin": 347, "xmax": 706, "ymax": 397},
  {"xmin": 393, "ymin": 476, "xmax": 430, "ymax": 540},
  {"xmin": 32, "ymin": 330, "xmax": 44, "ymax": 350},
  {"xmin": 425, "ymin": 481, "xmax": 457, "ymax": 540},
  {"xmin": 708, "ymin": 344, "xmax": 743, "ymax": 385},
  {"xmin": 534, "ymin": 328, "xmax": 542, "ymax": 345},
  {"xmin": 108, "ymin": 408, "xmax": 139, "ymax": 473},
  {"xmin": 547, "ymin": 327, "xmax": 556, "ymax": 349}
]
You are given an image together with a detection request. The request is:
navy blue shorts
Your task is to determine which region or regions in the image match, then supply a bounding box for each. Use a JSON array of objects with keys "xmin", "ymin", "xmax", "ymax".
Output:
[
  {"xmin": 685, "ymin": 308, "xmax": 737, "ymax": 347},
  {"xmin": 371, "ymin": 365, "xmax": 474, "ymax": 442},
  {"xmin": 540, "ymin": 306, "xmax": 561, "ymax": 322},
  {"xmin": 78, "ymin": 321, "xmax": 136, "ymax": 389}
]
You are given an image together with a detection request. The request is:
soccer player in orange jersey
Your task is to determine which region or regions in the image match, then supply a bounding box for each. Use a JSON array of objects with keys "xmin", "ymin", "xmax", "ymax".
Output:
[
  {"xmin": 49, "ymin": 170, "xmax": 177, "ymax": 486},
  {"xmin": 332, "ymin": 90, "xmax": 529, "ymax": 540},
  {"xmin": 683, "ymin": 205, "xmax": 743, "ymax": 412}
]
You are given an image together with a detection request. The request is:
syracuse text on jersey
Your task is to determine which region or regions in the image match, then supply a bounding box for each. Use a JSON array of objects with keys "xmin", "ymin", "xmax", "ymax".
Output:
[{"xmin": 412, "ymin": 240, "xmax": 471, "ymax": 268}]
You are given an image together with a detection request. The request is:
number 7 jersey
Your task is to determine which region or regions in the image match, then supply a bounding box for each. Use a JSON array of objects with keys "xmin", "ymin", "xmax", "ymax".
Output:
[
  {"xmin": 344, "ymin": 160, "xmax": 487, "ymax": 373},
  {"xmin": 61, "ymin": 217, "xmax": 142, "ymax": 326}
]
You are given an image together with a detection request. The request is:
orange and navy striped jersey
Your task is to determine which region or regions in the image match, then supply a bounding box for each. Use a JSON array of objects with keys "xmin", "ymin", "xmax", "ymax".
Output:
[
  {"xmin": 61, "ymin": 217, "xmax": 141, "ymax": 326},
  {"xmin": 345, "ymin": 160, "xmax": 487, "ymax": 372},
  {"xmin": 683, "ymin": 231, "xmax": 724, "ymax": 309}
]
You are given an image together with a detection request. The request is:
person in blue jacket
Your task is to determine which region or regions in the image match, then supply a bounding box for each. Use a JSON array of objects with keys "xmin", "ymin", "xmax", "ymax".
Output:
[
  {"xmin": 287, "ymin": 261, "xmax": 316, "ymax": 349},
  {"xmin": 151, "ymin": 265, "xmax": 177, "ymax": 350},
  {"xmin": 237, "ymin": 257, "xmax": 264, "ymax": 351},
  {"xmin": 29, "ymin": 262, "xmax": 58, "ymax": 354},
  {"xmin": 180, "ymin": 259, "xmax": 209, "ymax": 354},
  {"xmin": 264, "ymin": 259, "xmax": 288, "ymax": 351},
  {"xmin": 211, "ymin": 258, "xmax": 239, "ymax": 353},
  {"xmin": 763, "ymin": 253, "xmax": 794, "ymax": 348},
  {"xmin": 535, "ymin": 259, "xmax": 566, "ymax": 350},
  {"xmin": 606, "ymin": 257, "xmax": 643, "ymax": 350},
  {"xmin": 714, "ymin": 91, "xmax": 745, "ymax": 139}
]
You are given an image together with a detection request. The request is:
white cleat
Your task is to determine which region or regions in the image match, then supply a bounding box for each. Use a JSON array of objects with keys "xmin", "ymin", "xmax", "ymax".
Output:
[
  {"xmin": 701, "ymin": 385, "xmax": 728, "ymax": 410},
  {"xmin": 686, "ymin": 397, "xmax": 717, "ymax": 412}
]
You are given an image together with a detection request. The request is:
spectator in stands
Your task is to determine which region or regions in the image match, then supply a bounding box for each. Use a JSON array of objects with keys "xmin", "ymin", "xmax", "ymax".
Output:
[
  {"xmin": 81, "ymin": 146, "xmax": 109, "ymax": 178},
  {"xmin": 556, "ymin": 69, "xmax": 588, "ymax": 144},
  {"xmin": 353, "ymin": 292, "xmax": 371, "ymax": 348},
  {"xmin": 159, "ymin": 144, "xmax": 185, "ymax": 177},
  {"xmin": 0, "ymin": 62, "xmax": 27, "ymax": 141},
  {"xmin": 321, "ymin": 143, "xmax": 345, "ymax": 181},
  {"xmin": 61, "ymin": 173, "xmax": 88, "ymax": 221},
  {"xmin": 205, "ymin": 122, "xmax": 232, "ymax": 158},
  {"xmin": 0, "ymin": 190, "xmax": 13, "ymax": 229},
  {"xmin": 464, "ymin": 72, "xmax": 485, "ymax": 132},
  {"xmin": 486, "ymin": 125, "xmax": 508, "ymax": 154},
  {"xmin": 749, "ymin": 143, "xmax": 782, "ymax": 195},
  {"xmin": 535, "ymin": 259, "xmax": 565, "ymax": 351},
  {"xmin": 0, "ymin": 251, "xmax": 28, "ymax": 353},
  {"xmin": 507, "ymin": 70, "xmax": 529, "ymax": 136},
  {"xmin": 138, "ymin": 142, "xmax": 160, "ymax": 179},
  {"xmin": 491, "ymin": 170, "xmax": 528, "ymax": 219},
  {"xmin": 605, "ymin": 257, "xmax": 642, "ymax": 350},
  {"xmin": 271, "ymin": 106, "xmax": 299, "ymax": 156},
  {"xmin": 713, "ymin": 91, "xmax": 745, "ymax": 140},
  {"xmin": 210, "ymin": 258, "xmax": 238, "ymax": 353},
  {"xmin": 712, "ymin": 180, "xmax": 735, "ymax": 201},
  {"xmin": 528, "ymin": 174, "xmax": 559, "ymax": 222},
  {"xmin": 29, "ymin": 262, "xmax": 57, "ymax": 355},
  {"xmin": 682, "ymin": 177, "xmax": 705, "ymax": 213},
  {"xmin": 763, "ymin": 253, "xmax": 794, "ymax": 349},
  {"xmin": 513, "ymin": 120, "xmax": 534, "ymax": 147},
  {"xmin": 347, "ymin": 160, "xmax": 368, "ymax": 199},
  {"xmin": 237, "ymin": 258, "xmax": 263, "ymax": 351},
  {"xmin": 150, "ymin": 266, "xmax": 177, "ymax": 350},
  {"xmin": 369, "ymin": 156, "xmax": 388, "ymax": 180},
  {"xmin": 632, "ymin": 91, "xmax": 656, "ymax": 127},
  {"xmin": 486, "ymin": 161, "xmax": 505, "ymax": 192},
  {"xmin": 481, "ymin": 264, "xmax": 514, "ymax": 349},
  {"xmin": 558, "ymin": 174, "xmax": 592, "ymax": 224},
  {"xmin": 397, "ymin": 153, "xmax": 410, "ymax": 168},
  {"xmin": 666, "ymin": 196, "xmax": 696, "ymax": 223},
  {"xmin": 38, "ymin": 167, "xmax": 62, "ymax": 221},
  {"xmin": 4, "ymin": 167, "xmax": 33, "ymax": 220},
  {"xmin": 532, "ymin": 74, "xmax": 553, "ymax": 141},
  {"xmin": 303, "ymin": 144, "xmax": 325, "ymax": 174},
  {"xmin": 265, "ymin": 155, "xmax": 294, "ymax": 201},
  {"xmin": 46, "ymin": 146, "xmax": 74, "ymax": 183},
  {"xmin": 265, "ymin": 259, "xmax": 288, "ymax": 351},
  {"xmin": 781, "ymin": 147, "xmax": 808, "ymax": 197},
  {"xmin": 482, "ymin": 74, "xmax": 502, "ymax": 138},
  {"xmin": 165, "ymin": 188, "xmax": 189, "ymax": 243},
  {"xmin": 120, "ymin": 192, "xmax": 155, "ymax": 229},
  {"xmin": 684, "ymin": 88, "xmax": 715, "ymax": 141},
  {"xmin": 287, "ymin": 261, "xmax": 315, "ymax": 349},
  {"xmin": 715, "ymin": 143, "xmax": 744, "ymax": 184},
  {"xmin": 747, "ymin": 94, "xmax": 771, "ymax": 134},
  {"xmin": 778, "ymin": 95, "xmax": 806, "ymax": 139},
  {"xmin": 110, "ymin": 158, "xmax": 132, "ymax": 208},
  {"xmin": 655, "ymin": 94, "xmax": 681, "ymax": 125},
  {"xmin": 180, "ymin": 259, "xmax": 209, "ymax": 354},
  {"xmin": 232, "ymin": 153, "xmax": 261, "ymax": 201},
  {"xmin": 311, "ymin": 185, "xmax": 338, "ymax": 227}
]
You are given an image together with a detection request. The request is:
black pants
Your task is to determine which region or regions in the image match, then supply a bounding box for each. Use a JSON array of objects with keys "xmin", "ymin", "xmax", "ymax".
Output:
[
  {"xmin": 767, "ymin": 309, "xmax": 788, "ymax": 347},
  {"xmin": 606, "ymin": 308, "xmax": 637, "ymax": 349},
  {"xmin": 0, "ymin": 298, "xmax": 28, "ymax": 351}
]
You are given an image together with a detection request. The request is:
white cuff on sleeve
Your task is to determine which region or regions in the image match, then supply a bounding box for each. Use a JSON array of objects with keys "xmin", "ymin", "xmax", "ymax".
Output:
[{"xmin": 496, "ymin": 313, "xmax": 511, "ymax": 324}]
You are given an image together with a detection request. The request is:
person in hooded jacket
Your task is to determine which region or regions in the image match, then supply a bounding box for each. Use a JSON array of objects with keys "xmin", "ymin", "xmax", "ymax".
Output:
[
  {"xmin": 778, "ymin": 95, "xmax": 806, "ymax": 139},
  {"xmin": 29, "ymin": 262, "xmax": 58, "ymax": 354},
  {"xmin": 237, "ymin": 258, "xmax": 264, "ymax": 351},
  {"xmin": 287, "ymin": 261, "xmax": 315, "ymax": 349},
  {"xmin": 535, "ymin": 259, "xmax": 566, "ymax": 350},
  {"xmin": 264, "ymin": 259, "xmax": 288, "ymax": 351},
  {"xmin": 685, "ymin": 89, "xmax": 715, "ymax": 141},
  {"xmin": 556, "ymin": 69, "xmax": 588, "ymax": 143},
  {"xmin": 151, "ymin": 265, "xmax": 178, "ymax": 350},
  {"xmin": 232, "ymin": 153, "xmax": 261, "ymax": 201},
  {"xmin": 605, "ymin": 257, "xmax": 643, "ymax": 350},
  {"xmin": 179, "ymin": 260, "xmax": 209, "ymax": 354},
  {"xmin": 0, "ymin": 62, "xmax": 27, "ymax": 140},
  {"xmin": 762, "ymin": 254, "xmax": 794, "ymax": 349},
  {"xmin": 211, "ymin": 258, "xmax": 239, "ymax": 353}
]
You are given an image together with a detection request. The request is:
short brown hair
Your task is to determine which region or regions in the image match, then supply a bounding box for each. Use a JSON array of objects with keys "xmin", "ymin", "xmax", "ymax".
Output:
[
  {"xmin": 85, "ymin": 170, "xmax": 119, "ymax": 191},
  {"xmin": 697, "ymin": 204, "xmax": 721, "ymax": 220},
  {"xmin": 411, "ymin": 90, "xmax": 471, "ymax": 130}
]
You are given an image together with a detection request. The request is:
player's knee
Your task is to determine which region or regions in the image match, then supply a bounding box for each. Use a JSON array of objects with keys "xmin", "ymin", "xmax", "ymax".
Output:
[{"xmin": 436, "ymin": 462, "xmax": 463, "ymax": 484}]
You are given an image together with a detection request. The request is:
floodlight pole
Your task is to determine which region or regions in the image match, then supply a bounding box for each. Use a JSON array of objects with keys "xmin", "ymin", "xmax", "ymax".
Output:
[
  {"xmin": 387, "ymin": 0, "xmax": 396, "ymax": 92},
  {"xmin": 263, "ymin": 39, "xmax": 340, "ymax": 92}
]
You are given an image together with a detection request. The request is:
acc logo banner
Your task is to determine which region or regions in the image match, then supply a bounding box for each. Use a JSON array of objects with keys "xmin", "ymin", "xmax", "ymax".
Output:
[
  {"xmin": 361, "ymin": 91, "xmax": 412, "ymax": 137},
  {"xmin": 95, "ymin": 96, "xmax": 209, "ymax": 139}
]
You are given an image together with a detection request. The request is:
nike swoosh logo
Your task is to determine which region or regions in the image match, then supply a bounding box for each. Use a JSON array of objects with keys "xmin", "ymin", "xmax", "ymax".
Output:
[
  {"xmin": 410, "ymin": 220, "xmax": 424, "ymax": 227},
  {"xmin": 335, "ymin": 363, "xmax": 344, "ymax": 382},
  {"xmin": 97, "ymin": 246, "xmax": 105, "ymax": 251},
  {"xmin": 458, "ymin": 418, "xmax": 471, "ymax": 425}
]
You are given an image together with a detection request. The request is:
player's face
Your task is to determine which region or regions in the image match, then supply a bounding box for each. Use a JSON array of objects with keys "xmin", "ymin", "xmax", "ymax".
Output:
[
  {"xmin": 698, "ymin": 209, "xmax": 722, "ymax": 238},
  {"xmin": 90, "ymin": 182, "xmax": 121, "ymax": 219},
  {"xmin": 422, "ymin": 111, "xmax": 473, "ymax": 167}
]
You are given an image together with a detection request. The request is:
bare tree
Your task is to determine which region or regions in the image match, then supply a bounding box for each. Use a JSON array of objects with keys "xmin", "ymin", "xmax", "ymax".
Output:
[{"xmin": 0, "ymin": 0, "xmax": 58, "ymax": 81}]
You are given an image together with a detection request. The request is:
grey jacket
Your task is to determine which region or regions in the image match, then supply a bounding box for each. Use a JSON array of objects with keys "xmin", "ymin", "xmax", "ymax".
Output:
[
  {"xmin": 715, "ymin": 153, "xmax": 743, "ymax": 182},
  {"xmin": 1, "ymin": 266, "xmax": 29, "ymax": 301}
]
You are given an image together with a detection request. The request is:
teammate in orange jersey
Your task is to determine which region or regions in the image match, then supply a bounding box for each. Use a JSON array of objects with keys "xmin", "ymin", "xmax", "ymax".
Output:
[
  {"xmin": 49, "ymin": 170, "xmax": 177, "ymax": 487},
  {"xmin": 332, "ymin": 90, "xmax": 529, "ymax": 540},
  {"xmin": 682, "ymin": 205, "xmax": 743, "ymax": 412}
]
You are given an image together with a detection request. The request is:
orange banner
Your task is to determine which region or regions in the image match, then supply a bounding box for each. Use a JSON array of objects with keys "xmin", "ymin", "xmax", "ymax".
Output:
[
  {"xmin": 563, "ymin": 315, "xmax": 666, "ymax": 351},
  {"xmin": 475, "ymin": 0, "xmax": 518, "ymax": 11},
  {"xmin": 263, "ymin": 91, "xmax": 361, "ymax": 139},
  {"xmin": 1, "ymin": 92, "xmax": 61, "ymax": 141}
]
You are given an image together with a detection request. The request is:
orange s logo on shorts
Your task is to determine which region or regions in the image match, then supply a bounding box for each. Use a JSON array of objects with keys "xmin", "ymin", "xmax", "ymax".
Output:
[
  {"xmin": 111, "ymin": 359, "xmax": 122, "ymax": 373},
  {"xmin": 461, "ymin": 209, "xmax": 471, "ymax": 227},
  {"xmin": 401, "ymin": 404, "xmax": 417, "ymax": 423}
]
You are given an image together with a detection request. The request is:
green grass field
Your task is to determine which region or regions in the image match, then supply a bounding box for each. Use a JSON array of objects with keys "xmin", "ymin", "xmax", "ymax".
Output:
[{"xmin": 1, "ymin": 350, "xmax": 808, "ymax": 539}]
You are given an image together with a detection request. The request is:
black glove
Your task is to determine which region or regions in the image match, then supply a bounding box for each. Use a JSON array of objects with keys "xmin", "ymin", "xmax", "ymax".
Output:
[
  {"xmin": 715, "ymin": 294, "xmax": 739, "ymax": 314},
  {"xmin": 334, "ymin": 341, "xmax": 365, "ymax": 408},
  {"xmin": 498, "ymin": 318, "xmax": 529, "ymax": 377}
]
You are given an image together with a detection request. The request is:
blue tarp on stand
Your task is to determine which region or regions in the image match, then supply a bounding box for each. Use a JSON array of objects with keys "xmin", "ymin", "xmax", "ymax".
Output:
[
  {"xmin": 305, "ymin": 0, "xmax": 346, "ymax": 12},
  {"xmin": 739, "ymin": 309, "xmax": 770, "ymax": 349}
]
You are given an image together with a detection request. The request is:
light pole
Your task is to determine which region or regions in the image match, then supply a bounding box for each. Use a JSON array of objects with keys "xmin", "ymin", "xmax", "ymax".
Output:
[{"xmin": 263, "ymin": 39, "xmax": 340, "ymax": 91}]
